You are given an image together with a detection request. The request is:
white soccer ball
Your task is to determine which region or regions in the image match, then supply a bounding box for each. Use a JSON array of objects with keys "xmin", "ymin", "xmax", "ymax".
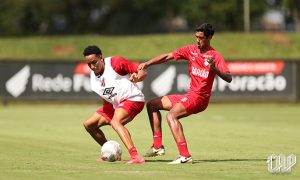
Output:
[{"xmin": 101, "ymin": 140, "xmax": 122, "ymax": 162}]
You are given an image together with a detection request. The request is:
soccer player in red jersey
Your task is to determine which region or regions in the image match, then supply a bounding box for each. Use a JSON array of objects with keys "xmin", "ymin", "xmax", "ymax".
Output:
[
  {"xmin": 83, "ymin": 45, "xmax": 147, "ymax": 164},
  {"xmin": 138, "ymin": 23, "xmax": 232, "ymax": 164}
]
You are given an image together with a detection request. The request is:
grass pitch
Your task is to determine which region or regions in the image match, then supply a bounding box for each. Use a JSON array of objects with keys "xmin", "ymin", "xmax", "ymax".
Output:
[{"xmin": 0, "ymin": 103, "xmax": 299, "ymax": 180}]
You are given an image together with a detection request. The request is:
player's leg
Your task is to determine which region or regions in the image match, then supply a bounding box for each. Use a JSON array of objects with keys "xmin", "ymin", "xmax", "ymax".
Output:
[
  {"xmin": 166, "ymin": 103, "xmax": 193, "ymax": 164},
  {"xmin": 146, "ymin": 96, "xmax": 172, "ymax": 133},
  {"xmin": 144, "ymin": 96, "xmax": 172, "ymax": 157},
  {"xmin": 83, "ymin": 112, "xmax": 109, "ymax": 146},
  {"xmin": 83, "ymin": 104, "xmax": 114, "ymax": 161},
  {"xmin": 110, "ymin": 101, "xmax": 145, "ymax": 164}
]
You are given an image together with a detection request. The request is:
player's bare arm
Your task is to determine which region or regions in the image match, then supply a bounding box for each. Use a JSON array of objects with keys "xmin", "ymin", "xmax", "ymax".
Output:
[
  {"xmin": 130, "ymin": 69, "xmax": 147, "ymax": 83},
  {"xmin": 207, "ymin": 57, "xmax": 232, "ymax": 83},
  {"xmin": 138, "ymin": 52, "xmax": 174, "ymax": 70}
]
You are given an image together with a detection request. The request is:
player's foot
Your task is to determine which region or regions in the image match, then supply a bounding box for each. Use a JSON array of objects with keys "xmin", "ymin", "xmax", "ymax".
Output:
[
  {"xmin": 96, "ymin": 157, "xmax": 106, "ymax": 162},
  {"xmin": 127, "ymin": 155, "xmax": 145, "ymax": 164},
  {"xmin": 144, "ymin": 145, "xmax": 165, "ymax": 157},
  {"xmin": 168, "ymin": 155, "xmax": 193, "ymax": 164}
]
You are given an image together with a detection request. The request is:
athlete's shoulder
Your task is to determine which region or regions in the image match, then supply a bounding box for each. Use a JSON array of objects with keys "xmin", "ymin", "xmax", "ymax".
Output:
[
  {"xmin": 208, "ymin": 47, "xmax": 224, "ymax": 59},
  {"xmin": 179, "ymin": 44, "xmax": 197, "ymax": 51},
  {"xmin": 111, "ymin": 56, "xmax": 126, "ymax": 60},
  {"xmin": 208, "ymin": 47, "xmax": 220, "ymax": 54},
  {"xmin": 110, "ymin": 56, "xmax": 137, "ymax": 75},
  {"xmin": 111, "ymin": 56, "xmax": 130, "ymax": 65}
]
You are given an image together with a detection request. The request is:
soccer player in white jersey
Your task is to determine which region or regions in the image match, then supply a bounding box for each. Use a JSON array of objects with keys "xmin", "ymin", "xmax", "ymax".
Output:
[{"xmin": 83, "ymin": 45, "xmax": 147, "ymax": 164}]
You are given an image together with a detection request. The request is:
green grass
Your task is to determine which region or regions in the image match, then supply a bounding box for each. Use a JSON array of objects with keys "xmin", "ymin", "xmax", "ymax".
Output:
[
  {"xmin": 0, "ymin": 32, "xmax": 300, "ymax": 61},
  {"xmin": 0, "ymin": 103, "xmax": 299, "ymax": 179}
]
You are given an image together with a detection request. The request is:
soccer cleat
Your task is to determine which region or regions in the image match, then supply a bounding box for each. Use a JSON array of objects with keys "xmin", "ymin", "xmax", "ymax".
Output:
[
  {"xmin": 168, "ymin": 155, "xmax": 193, "ymax": 164},
  {"xmin": 96, "ymin": 157, "xmax": 106, "ymax": 162},
  {"xmin": 127, "ymin": 155, "xmax": 145, "ymax": 164},
  {"xmin": 144, "ymin": 145, "xmax": 165, "ymax": 157}
]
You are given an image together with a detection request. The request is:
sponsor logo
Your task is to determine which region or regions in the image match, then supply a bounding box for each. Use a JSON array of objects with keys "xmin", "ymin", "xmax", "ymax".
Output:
[
  {"xmin": 31, "ymin": 73, "xmax": 91, "ymax": 93},
  {"xmin": 191, "ymin": 66, "xmax": 209, "ymax": 78},
  {"xmin": 32, "ymin": 74, "xmax": 72, "ymax": 92},
  {"xmin": 5, "ymin": 65, "xmax": 30, "ymax": 97},
  {"xmin": 103, "ymin": 87, "xmax": 117, "ymax": 99},
  {"xmin": 214, "ymin": 73, "xmax": 286, "ymax": 92},
  {"xmin": 203, "ymin": 55, "xmax": 212, "ymax": 66},
  {"xmin": 103, "ymin": 87, "xmax": 114, "ymax": 95},
  {"xmin": 190, "ymin": 52, "xmax": 198, "ymax": 56},
  {"xmin": 151, "ymin": 66, "xmax": 176, "ymax": 96},
  {"xmin": 227, "ymin": 61, "xmax": 284, "ymax": 75},
  {"xmin": 5, "ymin": 63, "xmax": 92, "ymax": 98},
  {"xmin": 190, "ymin": 51, "xmax": 198, "ymax": 61},
  {"xmin": 181, "ymin": 97, "xmax": 188, "ymax": 102}
]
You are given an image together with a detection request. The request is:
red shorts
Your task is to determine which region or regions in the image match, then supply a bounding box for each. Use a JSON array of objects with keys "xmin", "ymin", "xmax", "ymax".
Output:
[
  {"xmin": 166, "ymin": 94, "xmax": 209, "ymax": 115},
  {"xmin": 96, "ymin": 100, "xmax": 144, "ymax": 123}
]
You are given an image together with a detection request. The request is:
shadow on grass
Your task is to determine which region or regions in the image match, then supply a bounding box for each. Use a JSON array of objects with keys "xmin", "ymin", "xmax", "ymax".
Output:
[
  {"xmin": 192, "ymin": 158, "xmax": 267, "ymax": 164},
  {"xmin": 145, "ymin": 158, "xmax": 267, "ymax": 164}
]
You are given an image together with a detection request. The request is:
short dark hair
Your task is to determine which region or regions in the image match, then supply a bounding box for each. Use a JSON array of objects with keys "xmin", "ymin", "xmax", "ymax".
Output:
[
  {"xmin": 83, "ymin": 45, "xmax": 102, "ymax": 56},
  {"xmin": 195, "ymin": 23, "xmax": 214, "ymax": 37}
]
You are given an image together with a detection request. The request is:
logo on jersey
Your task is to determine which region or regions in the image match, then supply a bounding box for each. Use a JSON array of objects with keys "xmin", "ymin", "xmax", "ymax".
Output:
[
  {"xmin": 181, "ymin": 97, "xmax": 188, "ymax": 102},
  {"xmin": 203, "ymin": 55, "xmax": 212, "ymax": 66},
  {"xmin": 191, "ymin": 66, "xmax": 209, "ymax": 78},
  {"xmin": 103, "ymin": 87, "xmax": 117, "ymax": 99},
  {"xmin": 190, "ymin": 51, "xmax": 198, "ymax": 61}
]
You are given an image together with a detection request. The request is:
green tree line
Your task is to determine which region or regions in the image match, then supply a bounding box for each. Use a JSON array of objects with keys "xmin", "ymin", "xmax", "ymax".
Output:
[{"xmin": 0, "ymin": 0, "xmax": 298, "ymax": 36}]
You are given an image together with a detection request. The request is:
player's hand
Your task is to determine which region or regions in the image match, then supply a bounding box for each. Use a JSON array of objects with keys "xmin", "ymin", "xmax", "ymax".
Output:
[
  {"xmin": 207, "ymin": 57, "xmax": 216, "ymax": 69},
  {"xmin": 138, "ymin": 63, "xmax": 148, "ymax": 70},
  {"xmin": 129, "ymin": 73, "xmax": 139, "ymax": 83}
]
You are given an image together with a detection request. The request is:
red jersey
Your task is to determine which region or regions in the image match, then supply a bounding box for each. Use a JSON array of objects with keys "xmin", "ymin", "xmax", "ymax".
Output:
[
  {"xmin": 110, "ymin": 56, "xmax": 139, "ymax": 75},
  {"xmin": 172, "ymin": 45, "xmax": 229, "ymax": 100}
]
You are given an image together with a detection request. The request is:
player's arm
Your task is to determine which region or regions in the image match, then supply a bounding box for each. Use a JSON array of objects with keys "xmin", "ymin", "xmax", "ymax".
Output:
[
  {"xmin": 138, "ymin": 52, "xmax": 174, "ymax": 70},
  {"xmin": 111, "ymin": 56, "xmax": 147, "ymax": 83},
  {"xmin": 207, "ymin": 57, "xmax": 232, "ymax": 83},
  {"xmin": 130, "ymin": 69, "xmax": 147, "ymax": 83}
]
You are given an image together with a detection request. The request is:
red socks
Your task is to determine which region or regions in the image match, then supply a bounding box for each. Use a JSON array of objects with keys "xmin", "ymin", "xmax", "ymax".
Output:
[
  {"xmin": 177, "ymin": 141, "xmax": 190, "ymax": 158},
  {"xmin": 128, "ymin": 147, "xmax": 138, "ymax": 158},
  {"xmin": 153, "ymin": 132, "xmax": 162, "ymax": 149}
]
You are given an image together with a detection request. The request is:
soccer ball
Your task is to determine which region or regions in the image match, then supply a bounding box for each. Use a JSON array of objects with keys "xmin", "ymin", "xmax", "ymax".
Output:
[{"xmin": 101, "ymin": 140, "xmax": 122, "ymax": 162}]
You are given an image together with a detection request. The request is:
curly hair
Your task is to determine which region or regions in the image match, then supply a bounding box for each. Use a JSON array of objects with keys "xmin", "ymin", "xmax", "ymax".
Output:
[{"xmin": 83, "ymin": 45, "xmax": 102, "ymax": 56}]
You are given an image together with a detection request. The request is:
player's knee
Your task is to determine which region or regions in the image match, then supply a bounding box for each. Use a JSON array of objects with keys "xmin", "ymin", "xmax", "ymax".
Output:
[
  {"xmin": 110, "ymin": 120, "xmax": 122, "ymax": 131},
  {"xmin": 109, "ymin": 120, "xmax": 118, "ymax": 128},
  {"xmin": 146, "ymin": 99, "xmax": 160, "ymax": 112},
  {"xmin": 83, "ymin": 120, "xmax": 92, "ymax": 132},
  {"xmin": 166, "ymin": 111, "xmax": 177, "ymax": 124},
  {"xmin": 146, "ymin": 101, "xmax": 154, "ymax": 111}
]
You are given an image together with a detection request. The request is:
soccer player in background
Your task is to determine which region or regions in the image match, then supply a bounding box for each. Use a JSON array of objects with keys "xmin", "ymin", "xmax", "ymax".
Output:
[
  {"xmin": 138, "ymin": 23, "xmax": 232, "ymax": 164},
  {"xmin": 83, "ymin": 45, "xmax": 147, "ymax": 164}
]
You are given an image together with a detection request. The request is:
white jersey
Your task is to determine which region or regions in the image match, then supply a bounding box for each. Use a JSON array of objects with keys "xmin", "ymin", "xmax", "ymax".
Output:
[{"xmin": 90, "ymin": 57, "xmax": 144, "ymax": 108}]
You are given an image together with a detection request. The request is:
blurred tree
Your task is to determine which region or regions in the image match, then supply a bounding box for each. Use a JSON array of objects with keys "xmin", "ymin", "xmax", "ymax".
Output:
[
  {"xmin": 283, "ymin": 0, "xmax": 300, "ymax": 31},
  {"xmin": 0, "ymin": 0, "xmax": 267, "ymax": 35},
  {"xmin": 181, "ymin": 0, "xmax": 266, "ymax": 31},
  {"xmin": 0, "ymin": 0, "xmax": 26, "ymax": 35}
]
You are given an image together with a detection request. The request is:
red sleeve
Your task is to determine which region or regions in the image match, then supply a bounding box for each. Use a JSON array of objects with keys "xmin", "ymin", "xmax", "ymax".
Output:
[
  {"xmin": 172, "ymin": 46, "xmax": 190, "ymax": 61},
  {"xmin": 111, "ymin": 56, "xmax": 138, "ymax": 75},
  {"xmin": 214, "ymin": 53, "xmax": 230, "ymax": 73}
]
